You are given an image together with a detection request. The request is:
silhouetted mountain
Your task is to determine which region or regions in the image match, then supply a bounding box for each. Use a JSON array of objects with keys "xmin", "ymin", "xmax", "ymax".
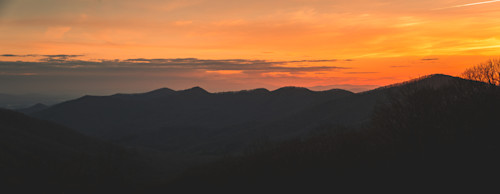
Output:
[
  {"xmin": 7, "ymin": 74, "xmax": 497, "ymax": 192},
  {"xmin": 179, "ymin": 86, "xmax": 210, "ymax": 95},
  {"xmin": 32, "ymin": 74, "xmax": 473, "ymax": 156},
  {"xmin": 16, "ymin": 103, "xmax": 48, "ymax": 114},
  {"xmin": 112, "ymin": 87, "xmax": 176, "ymax": 100},
  {"xmin": 249, "ymin": 74, "xmax": 472, "ymax": 140},
  {"xmin": 271, "ymin": 86, "xmax": 314, "ymax": 95},
  {"xmin": 0, "ymin": 93, "xmax": 72, "ymax": 109},
  {"xmin": 309, "ymin": 84, "xmax": 379, "ymax": 93},
  {"xmin": 32, "ymin": 86, "xmax": 353, "ymax": 154}
]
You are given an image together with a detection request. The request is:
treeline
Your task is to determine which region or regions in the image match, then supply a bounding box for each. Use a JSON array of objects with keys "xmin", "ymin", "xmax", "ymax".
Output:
[{"xmin": 169, "ymin": 78, "xmax": 500, "ymax": 193}]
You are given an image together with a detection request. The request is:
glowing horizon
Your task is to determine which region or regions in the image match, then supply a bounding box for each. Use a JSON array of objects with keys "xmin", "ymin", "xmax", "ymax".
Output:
[{"xmin": 1, "ymin": 0, "xmax": 499, "ymax": 95}]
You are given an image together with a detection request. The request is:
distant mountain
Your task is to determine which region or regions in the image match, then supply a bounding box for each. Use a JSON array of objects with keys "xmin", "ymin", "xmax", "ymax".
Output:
[
  {"xmin": 32, "ymin": 74, "xmax": 470, "ymax": 155},
  {"xmin": 308, "ymin": 84, "xmax": 379, "ymax": 93},
  {"xmin": 0, "ymin": 93, "xmax": 73, "ymax": 109},
  {"xmin": 16, "ymin": 103, "xmax": 48, "ymax": 114},
  {"xmin": 32, "ymin": 86, "xmax": 353, "ymax": 154}
]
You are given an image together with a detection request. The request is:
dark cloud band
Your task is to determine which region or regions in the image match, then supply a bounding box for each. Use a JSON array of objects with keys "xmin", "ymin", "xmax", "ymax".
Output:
[{"xmin": 0, "ymin": 56, "xmax": 348, "ymax": 74}]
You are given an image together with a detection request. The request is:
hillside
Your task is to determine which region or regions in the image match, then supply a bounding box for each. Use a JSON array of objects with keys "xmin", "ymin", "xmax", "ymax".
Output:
[
  {"xmin": 169, "ymin": 76, "xmax": 500, "ymax": 193},
  {"xmin": 225, "ymin": 74, "xmax": 467, "ymax": 141},
  {"xmin": 0, "ymin": 109, "xmax": 152, "ymax": 191}
]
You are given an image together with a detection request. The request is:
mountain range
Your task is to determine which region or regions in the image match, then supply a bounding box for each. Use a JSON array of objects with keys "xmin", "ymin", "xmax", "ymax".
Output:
[
  {"xmin": 0, "ymin": 93, "xmax": 73, "ymax": 109},
  {"xmin": 2, "ymin": 73, "xmax": 493, "ymax": 192},
  {"xmin": 31, "ymin": 74, "xmax": 460, "ymax": 155}
]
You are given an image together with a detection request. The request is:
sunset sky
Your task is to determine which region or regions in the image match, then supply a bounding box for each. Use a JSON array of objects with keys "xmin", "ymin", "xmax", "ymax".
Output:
[{"xmin": 1, "ymin": 0, "xmax": 499, "ymax": 95}]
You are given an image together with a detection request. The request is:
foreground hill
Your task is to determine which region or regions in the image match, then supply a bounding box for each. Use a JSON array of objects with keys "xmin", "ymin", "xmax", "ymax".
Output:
[
  {"xmin": 260, "ymin": 74, "xmax": 463, "ymax": 136},
  {"xmin": 0, "ymin": 109, "xmax": 156, "ymax": 191},
  {"xmin": 169, "ymin": 76, "xmax": 500, "ymax": 193}
]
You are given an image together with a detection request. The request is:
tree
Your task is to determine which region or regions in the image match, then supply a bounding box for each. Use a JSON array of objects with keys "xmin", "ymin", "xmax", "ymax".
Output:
[{"xmin": 461, "ymin": 59, "xmax": 500, "ymax": 85}]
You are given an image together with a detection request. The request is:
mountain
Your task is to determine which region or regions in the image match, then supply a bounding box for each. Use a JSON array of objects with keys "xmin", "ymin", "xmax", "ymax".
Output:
[
  {"xmin": 32, "ymin": 86, "xmax": 353, "ymax": 154},
  {"xmin": 16, "ymin": 103, "xmax": 48, "ymax": 114},
  {"xmin": 235, "ymin": 74, "xmax": 467, "ymax": 140},
  {"xmin": 4, "ymin": 74, "xmax": 494, "ymax": 192},
  {"xmin": 308, "ymin": 84, "xmax": 379, "ymax": 93},
  {"xmin": 0, "ymin": 93, "xmax": 73, "ymax": 109},
  {"xmin": 31, "ymin": 74, "xmax": 469, "ymax": 155}
]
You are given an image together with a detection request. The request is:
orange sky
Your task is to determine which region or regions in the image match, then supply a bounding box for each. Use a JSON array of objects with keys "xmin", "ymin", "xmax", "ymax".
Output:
[{"xmin": 1, "ymin": 0, "xmax": 499, "ymax": 95}]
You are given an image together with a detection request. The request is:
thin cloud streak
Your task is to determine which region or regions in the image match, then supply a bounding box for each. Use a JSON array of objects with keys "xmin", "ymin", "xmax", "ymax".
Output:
[
  {"xmin": 0, "ymin": 57, "xmax": 347, "ymax": 73},
  {"xmin": 435, "ymin": 0, "xmax": 500, "ymax": 10}
]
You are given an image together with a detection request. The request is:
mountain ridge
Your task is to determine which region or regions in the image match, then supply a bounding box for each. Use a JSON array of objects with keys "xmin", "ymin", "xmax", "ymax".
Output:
[{"xmin": 31, "ymin": 74, "xmax": 471, "ymax": 155}]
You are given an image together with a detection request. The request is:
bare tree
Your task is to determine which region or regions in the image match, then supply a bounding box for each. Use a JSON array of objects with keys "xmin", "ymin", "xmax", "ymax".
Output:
[{"xmin": 461, "ymin": 59, "xmax": 500, "ymax": 85}]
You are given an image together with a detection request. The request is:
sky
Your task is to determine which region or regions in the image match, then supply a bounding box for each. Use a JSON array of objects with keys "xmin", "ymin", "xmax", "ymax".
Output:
[{"xmin": 1, "ymin": 0, "xmax": 499, "ymax": 95}]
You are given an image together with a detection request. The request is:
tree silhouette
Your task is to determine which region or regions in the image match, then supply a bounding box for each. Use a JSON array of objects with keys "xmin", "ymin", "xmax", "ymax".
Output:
[{"xmin": 462, "ymin": 59, "xmax": 500, "ymax": 85}]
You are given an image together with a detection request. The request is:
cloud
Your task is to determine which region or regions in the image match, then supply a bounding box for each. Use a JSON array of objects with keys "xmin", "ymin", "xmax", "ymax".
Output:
[
  {"xmin": 0, "ymin": 54, "xmax": 84, "ymax": 58},
  {"xmin": 0, "ymin": 56, "xmax": 355, "ymax": 94},
  {"xmin": 118, "ymin": 58, "xmax": 345, "ymax": 72},
  {"xmin": 0, "ymin": 0, "xmax": 10, "ymax": 16},
  {"xmin": 0, "ymin": 56, "xmax": 348, "ymax": 73},
  {"xmin": 421, "ymin": 58, "xmax": 439, "ymax": 61},
  {"xmin": 1, "ymin": 54, "xmax": 17, "ymax": 57},
  {"xmin": 390, "ymin": 65, "xmax": 410, "ymax": 68},
  {"xmin": 0, "ymin": 54, "xmax": 38, "ymax": 57},
  {"xmin": 0, "ymin": 72, "xmax": 37, "ymax": 76},
  {"xmin": 43, "ymin": 54, "xmax": 84, "ymax": 58},
  {"xmin": 39, "ymin": 55, "xmax": 85, "ymax": 63},
  {"xmin": 205, "ymin": 70, "xmax": 243, "ymax": 75},
  {"xmin": 344, "ymin": 72, "xmax": 379, "ymax": 74},
  {"xmin": 435, "ymin": 0, "xmax": 500, "ymax": 10},
  {"xmin": 0, "ymin": 54, "xmax": 87, "ymax": 62}
]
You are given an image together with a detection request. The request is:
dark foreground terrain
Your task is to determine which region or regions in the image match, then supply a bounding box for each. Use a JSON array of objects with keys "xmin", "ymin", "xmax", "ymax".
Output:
[
  {"xmin": 1, "ymin": 74, "xmax": 499, "ymax": 193},
  {"xmin": 171, "ymin": 78, "xmax": 500, "ymax": 193}
]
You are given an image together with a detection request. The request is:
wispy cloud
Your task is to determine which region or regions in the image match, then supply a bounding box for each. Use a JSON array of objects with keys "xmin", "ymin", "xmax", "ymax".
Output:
[
  {"xmin": 0, "ymin": 72, "xmax": 37, "ymax": 76},
  {"xmin": 0, "ymin": 54, "xmax": 84, "ymax": 58},
  {"xmin": 435, "ymin": 0, "xmax": 500, "ymax": 10}
]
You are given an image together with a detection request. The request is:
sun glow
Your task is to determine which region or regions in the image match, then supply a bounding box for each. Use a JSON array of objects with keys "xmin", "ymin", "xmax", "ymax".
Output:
[{"xmin": 1, "ymin": 0, "xmax": 499, "ymax": 94}]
